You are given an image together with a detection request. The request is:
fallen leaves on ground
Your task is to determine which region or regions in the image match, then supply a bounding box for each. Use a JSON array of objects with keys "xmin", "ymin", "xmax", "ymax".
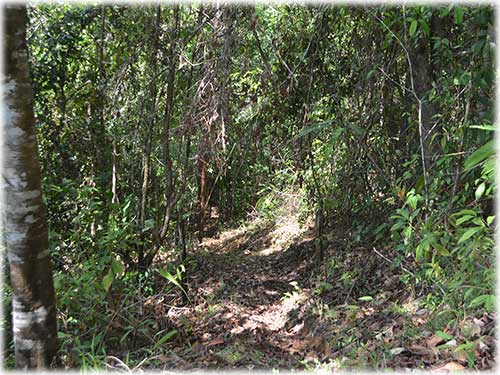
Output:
[{"xmin": 128, "ymin": 204, "xmax": 496, "ymax": 371}]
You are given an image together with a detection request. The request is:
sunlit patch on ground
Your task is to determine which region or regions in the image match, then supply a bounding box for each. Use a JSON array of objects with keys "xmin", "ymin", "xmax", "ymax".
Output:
[{"xmin": 142, "ymin": 196, "xmax": 496, "ymax": 370}]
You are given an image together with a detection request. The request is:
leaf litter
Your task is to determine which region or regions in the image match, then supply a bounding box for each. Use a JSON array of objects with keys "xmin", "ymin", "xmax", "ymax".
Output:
[{"xmin": 133, "ymin": 200, "xmax": 495, "ymax": 370}]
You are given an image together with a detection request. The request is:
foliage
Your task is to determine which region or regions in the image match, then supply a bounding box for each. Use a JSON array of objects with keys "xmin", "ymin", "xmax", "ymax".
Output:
[{"xmin": 3, "ymin": 2, "xmax": 494, "ymax": 370}]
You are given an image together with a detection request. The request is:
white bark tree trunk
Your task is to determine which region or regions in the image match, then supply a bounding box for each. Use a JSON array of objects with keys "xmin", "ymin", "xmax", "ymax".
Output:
[{"xmin": 2, "ymin": 4, "xmax": 58, "ymax": 369}]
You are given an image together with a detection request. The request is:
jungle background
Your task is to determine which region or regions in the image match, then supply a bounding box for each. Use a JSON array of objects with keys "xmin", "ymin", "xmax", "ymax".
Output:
[{"xmin": 2, "ymin": 2, "xmax": 497, "ymax": 371}]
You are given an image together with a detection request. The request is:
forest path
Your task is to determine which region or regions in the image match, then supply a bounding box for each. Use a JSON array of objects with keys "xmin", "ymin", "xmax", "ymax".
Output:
[
  {"xmin": 163, "ymin": 197, "xmax": 333, "ymax": 369},
  {"xmin": 152, "ymin": 197, "xmax": 495, "ymax": 371}
]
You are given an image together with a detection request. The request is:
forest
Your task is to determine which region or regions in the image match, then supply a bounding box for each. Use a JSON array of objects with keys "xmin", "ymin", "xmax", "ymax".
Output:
[{"xmin": 1, "ymin": 2, "xmax": 496, "ymax": 371}]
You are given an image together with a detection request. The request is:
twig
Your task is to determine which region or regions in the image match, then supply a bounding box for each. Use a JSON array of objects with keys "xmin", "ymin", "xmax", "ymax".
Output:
[
  {"xmin": 106, "ymin": 356, "xmax": 131, "ymax": 372},
  {"xmin": 372, "ymin": 247, "xmax": 415, "ymax": 276},
  {"xmin": 131, "ymin": 354, "xmax": 162, "ymax": 371},
  {"xmin": 373, "ymin": 12, "xmax": 429, "ymax": 209}
]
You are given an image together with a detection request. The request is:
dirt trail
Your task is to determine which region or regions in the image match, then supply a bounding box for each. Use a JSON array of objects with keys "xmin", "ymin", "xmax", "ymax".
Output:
[
  {"xmin": 158, "ymin": 202, "xmax": 331, "ymax": 368},
  {"xmin": 150, "ymin": 200, "xmax": 495, "ymax": 371}
]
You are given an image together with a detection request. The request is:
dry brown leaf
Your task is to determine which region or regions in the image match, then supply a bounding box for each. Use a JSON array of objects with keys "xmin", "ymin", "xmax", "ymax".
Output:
[
  {"xmin": 427, "ymin": 334, "xmax": 445, "ymax": 348},
  {"xmin": 410, "ymin": 344, "xmax": 434, "ymax": 356},
  {"xmin": 322, "ymin": 346, "xmax": 333, "ymax": 358},
  {"xmin": 442, "ymin": 362, "xmax": 466, "ymax": 371},
  {"xmin": 207, "ymin": 336, "xmax": 224, "ymax": 347},
  {"xmin": 288, "ymin": 339, "xmax": 306, "ymax": 353},
  {"xmin": 305, "ymin": 336, "xmax": 324, "ymax": 347}
]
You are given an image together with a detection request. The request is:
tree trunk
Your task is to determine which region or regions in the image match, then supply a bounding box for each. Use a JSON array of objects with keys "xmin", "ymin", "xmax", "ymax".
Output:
[
  {"xmin": 140, "ymin": 5, "xmax": 162, "ymax": 230},
  {"xmin": 409, "ymin": 31, "xmax": 439, "ymax": 173},
  {"xmin": 3, "ymin": 5, "xmax": 58, "ymax": 369}
]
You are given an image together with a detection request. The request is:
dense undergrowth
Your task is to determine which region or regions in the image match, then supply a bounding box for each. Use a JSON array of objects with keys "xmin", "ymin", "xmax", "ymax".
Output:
[{"xmin": 2, "ymin": 3, "xmax": 496, "ymax": 370}]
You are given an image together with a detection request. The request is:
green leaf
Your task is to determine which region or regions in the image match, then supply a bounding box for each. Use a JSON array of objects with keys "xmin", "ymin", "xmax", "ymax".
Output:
[
  {"xmin": 464, "ymin": 140, "xmax": 494, "ymax": 171},
  {"xmin": 419, "ymin": 20, "xmax": 430, "ymax": 36},
  {"xmin": 455, "ymin": 214, "xmax": 475, "ymax": 226},
  {"xmin": 320, "ymin": 282, "xmax": 333, "ymax": 291},
  {"xmin": 404, "ymin": 225, "xmax": 413, "ymax": 239},
  {"xmin": 358, "ymin": 296, "xmax": 373, "ymax": 302},
  {"xmin": 475, "ymin": 182, "xmax": 486, "ymax": 200},
  {"xmin": 485, "ymin": 295, "xmax": 496, "ymax": 312},
  {"xmin": 143, "ymin": 218, "xmax": 156, "ymax": 232},
  {"xmin": 154, "ymin": 329, "xmax": 177, "ymax": 348},
  {"xmin": 452, "ymin": 209, "xmax": 477, "ymax": 218},
  {"xmin": 469, "ymin": 294, "xmax": 495, "ymax": 311},
  {"xmin": 102, "ymin": 270, "xmax": 114, "ymax": 292},
  {"xmin": 293, "ymin": 121, "xmax": 332, "ymax": 140},
  {"xmin": 414, "ymin": 175, "xmax": 424, "ymax": 194},
  {"xmin": 366, "ymin": 69, "xmax": 377, "ymax": 80},
  {"xmin": 469, "ymin": 124, "xmax": 495, "ymax": 131},
  {"xmin": 158, "ymin": 268, "xmax": 190, "ymax": 301},
  {"xmin": 454, "ymin": 6, "xmax": 464, "ymax": 25},
  {"xmin": 349, "ymin": 124, "xmax": 364, "ymax": 137},
  {"xmin": 458, "ymin": 226, "xmax": 482, "ymax": 244},
  {"xmin": 435, "ymin": 330, "xmax": 453, "ymax": 341},
  {"xmin": 416, "ymin": 243, "xmax": 424, "ymax": 261},
  {"xmin": 434, "ymin": 243, "xmax": 450, "ymax": 257},
  {"xmin": 407, "ymin": 194, "xmax": 421, "ymax": 210},
  {"xmin": 391, "ymin": 221, "xmax": 404, "ymax": 231},
  {"xmin": 482, "ymin": 158, "xmax": 495, "ymax": 179},
  {"xmin": 111, "ymin": 257, "xmax": 124, "ymax": 276},
  {"xmin": 409, "ymin": 20, "xmax": 418, "ymax": 36},
  {"xmin": 329, "ymin": 127, "xmax": 345, "ymax": 147},
  {"xmin": 396, "ymin": 208, "xmax": 410, "ymax": 220}
]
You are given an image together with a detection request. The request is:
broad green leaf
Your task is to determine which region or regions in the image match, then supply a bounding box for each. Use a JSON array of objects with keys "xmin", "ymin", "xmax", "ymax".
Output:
[
  {"xmin": 329, "ymin": 127, "xmax": 345, "ymax": 147},
  {"xmin": 436, "ymin": 330, "xmax": 453, "ymax": 341},
  {"xmin": 397, "ymin": 208, "xmax": 410, "ymax": 219},
  {"xmin": 458, "ymin": 226, "xmax": 482, "ymax": 244},
  {"xmin": 454, "ymin": 6, "xmax": 464, "ymax": 25},
  {"xmin": 434, "ymin": 243, "xmax": 450, "ymax": 257},
  {"xmin": 419, "ymin": 20, "xmax": 430, "ymax": 36},
  {"xmin": 475, "ymin": 182, "xmax": 486, "ymax": 200},
  {"xmin": 455, "ymin": 214, "xmax": 475, "ymax": 226},
  {"xmin": 485, "ymin": 295, "xmax": 496, "ymax": 312},
  {"xmin": 111, "ymin": 257, "xmax": 124, "ymax": 276},
  {"xmin": 366, "ymin": 69, "xmax": 377, "ymax": 80},
  {"xmin": 404, "ymin": 225, "xmax": 413, "ymax": 239},
  {"xmin": 464, "ymin": 140, "xmax": 494, "ymax": 171},
  {"xmin": 471, "ymin": 218, "xmax": 484, "ymax": 226},
  {"xmin": 482, "ymin": 157, "xmax": 495, "ymax": 179},
  {"xmin": 320, "ymin": 282, "xmax": 333, "ymax": 291},
  {"xmin": 322, "ymin": 128, "xmax": 345, "ymax": 165},
  {"xmin": 102, "ymin": 270, "xmax": 114, "ymax": 292},
  {"xmin": 407, "ymin": 194, "xmax": 421, "ymax": 209},
  {"xmin": 391, "ymin": 221, "xmax": 404, "ymax": 231},
  {"xmin": 409, "ymin": 20, "xmax": 418, "ymax": 36},
  {"xmin": 349, "ymin": 124, "xmax": 364, "ymax": 137},
  {"xmin": 452, "ymin": 209, "xmax": 477, "ymax": 218},
  {"xmin": 487, "ymin": 216, "xmax": 495, "ymax": 225}
]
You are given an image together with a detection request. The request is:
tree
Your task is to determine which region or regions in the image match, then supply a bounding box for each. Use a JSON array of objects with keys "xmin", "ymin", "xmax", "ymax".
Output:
[{"xmin": 2, "ymin": 4, "xmax": 58, "ymax": 369}]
